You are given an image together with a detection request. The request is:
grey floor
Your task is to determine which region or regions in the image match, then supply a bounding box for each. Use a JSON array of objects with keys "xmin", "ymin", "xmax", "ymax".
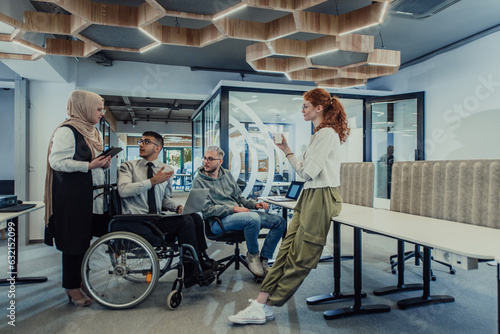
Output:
[{"xmin": 0, "ymin": 191, "xmax": 498, "ymax": 334}]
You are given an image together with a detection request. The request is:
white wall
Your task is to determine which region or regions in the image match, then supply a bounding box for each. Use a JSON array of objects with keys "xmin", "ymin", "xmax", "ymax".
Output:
[
  {"xmin": 0, "ymin": 88, "xmax": 14, "ymax": 180},
  {"xmin": 28, "ymin": 81, "xmax": 76, "ymax": 239},
  {"xmin": 368, "ymin": 30, "xmax": 500, "ymax": 160}
]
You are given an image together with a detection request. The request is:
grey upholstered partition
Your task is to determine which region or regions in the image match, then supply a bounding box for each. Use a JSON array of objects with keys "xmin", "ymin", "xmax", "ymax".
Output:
[
  {"xmin": 339, "ymin": 162, "xmax": 375, "ymax": 207},
  {"xmin": 391, "ymin": 160, "xmax": 500, "ymax": 228}
]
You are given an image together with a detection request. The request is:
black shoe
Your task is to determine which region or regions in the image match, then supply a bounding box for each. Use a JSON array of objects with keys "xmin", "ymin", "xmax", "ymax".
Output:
[
  {"xmin": 197, "ymin": 269, "xmax": 215, "ymax": 287},
  {"xmin": 201, "ymin": 258, "xmax": 222, "ymax": 271}
]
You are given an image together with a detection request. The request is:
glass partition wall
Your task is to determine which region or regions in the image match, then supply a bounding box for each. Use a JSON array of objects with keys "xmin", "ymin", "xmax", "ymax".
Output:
[
  {"xmin": 367, "ymin": 92, "xmax": 425, "ymax": 209},
  {"xmin": 193, "ymin": 86, "xmax": 366, "ymax": 199}
]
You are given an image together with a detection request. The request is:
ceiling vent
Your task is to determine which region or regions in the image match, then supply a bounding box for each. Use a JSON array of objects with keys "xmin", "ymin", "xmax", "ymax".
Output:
[{"xmin": 389, "ymin": 0, "xmax": 461, "ymax": 19}]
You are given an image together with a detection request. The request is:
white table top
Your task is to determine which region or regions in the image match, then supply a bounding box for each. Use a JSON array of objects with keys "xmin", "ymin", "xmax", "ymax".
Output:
[
  {"xmin": 271, "ymin": 181, "xmax": 291, "ymax": 187},
  {"xmin": 259, "ymin": 196, "xmax": 297, "ymax": 210},
  {"xmin": 0, "ymin": 201, "xmax": 45, "ymax": 221},
  {"xmin": 336, "ymin": 203, "xmax": 500, "ymax": 260}
]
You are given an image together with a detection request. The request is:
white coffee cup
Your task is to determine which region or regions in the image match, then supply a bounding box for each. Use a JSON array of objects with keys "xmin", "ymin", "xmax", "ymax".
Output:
[{"xmin": 273, "ymin": 132, "xmax": 283, "ymax": 144}]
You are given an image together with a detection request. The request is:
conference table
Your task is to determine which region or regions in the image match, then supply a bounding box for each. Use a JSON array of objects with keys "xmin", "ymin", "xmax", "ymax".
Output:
[
  {"xmin": 320, "ymin": 203, "xmax": 500, "ymax": 332},
  {"xmin": 0, "ymin": 201, "xmax": 46, "ymax": 286},
  {"xmin": 259, "ymin": 200, "xmax": 500, "ymax": 332}
]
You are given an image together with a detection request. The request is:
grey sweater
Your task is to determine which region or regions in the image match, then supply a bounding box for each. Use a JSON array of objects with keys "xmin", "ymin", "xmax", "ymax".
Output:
[{"xmin": 192, "ymin": 166, "xmax": 257, "ymax": 220}]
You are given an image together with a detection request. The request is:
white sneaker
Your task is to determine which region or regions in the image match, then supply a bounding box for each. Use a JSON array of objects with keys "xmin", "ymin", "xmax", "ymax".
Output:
[
  {"xmin": 229, "ymin": 299, "xmax": 266, "ymax": 324},
  {"xmin": 262, "ymin": 303, "xmax": 275, "ymax": 321},
  {"xmin": 261, "ymin": 259, "xmax": 270, "ymax": 276},
  {"xmin": 246, "ymin": 252, "xmax": 264, "ymax": 277}
]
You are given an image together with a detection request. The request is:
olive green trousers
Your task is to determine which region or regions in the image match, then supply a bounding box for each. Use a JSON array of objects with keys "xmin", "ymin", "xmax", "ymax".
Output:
[{"xmin": 260, "ymin": 187, "xmax": 342, "ymax": 306}]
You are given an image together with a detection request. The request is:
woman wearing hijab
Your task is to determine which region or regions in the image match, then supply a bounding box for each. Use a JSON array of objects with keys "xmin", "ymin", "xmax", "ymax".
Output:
[{"xmin": 44, "ymin": 90, "xmax": 111, "ymax": 307}]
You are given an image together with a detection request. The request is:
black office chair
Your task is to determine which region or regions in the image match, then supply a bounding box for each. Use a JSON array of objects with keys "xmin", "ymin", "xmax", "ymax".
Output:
[
  {"xmin": 389, "ymin": 244, "xmax": 456, "ymax": 280},
  {"xmin": 204, "ymin": 217, "xmax": 266, "ymax": 284}
]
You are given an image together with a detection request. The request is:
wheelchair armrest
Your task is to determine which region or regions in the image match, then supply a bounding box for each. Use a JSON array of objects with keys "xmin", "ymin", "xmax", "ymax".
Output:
[
  {"xmin": 111, "ymin": 214, "xmax": 162, "ymax": 221},
  {"xmin": 109, "ymin": 214, "xmax": 165, "ymax": 241}
]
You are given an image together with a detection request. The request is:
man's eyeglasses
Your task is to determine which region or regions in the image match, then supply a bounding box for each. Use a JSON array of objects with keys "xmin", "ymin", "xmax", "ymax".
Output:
[
  {"xmin": 137, "ymin": 139, "xmax": 160, "ymax": 147},
  {"xmin": 203, "ymin": 156, "xmax": 221, "ymax": 162}
]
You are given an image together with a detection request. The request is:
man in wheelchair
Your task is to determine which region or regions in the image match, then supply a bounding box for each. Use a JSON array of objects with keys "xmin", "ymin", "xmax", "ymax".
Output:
[{"xmin": 118, "ymin": 131, "xmax": 217, "ymax": 288}]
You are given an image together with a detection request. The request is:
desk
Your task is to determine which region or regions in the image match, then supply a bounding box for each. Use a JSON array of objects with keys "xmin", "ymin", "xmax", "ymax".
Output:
[
  {"xmin": 259, "ymin": 196, "xmax": 295, "ymax": 222},
  {"xmin": 0, "ymin": 202, "xmax": 46, "ymax": 286},
  {"xmin": 321, "ymin": 204, "xmax": 500, "ymax": 322}
]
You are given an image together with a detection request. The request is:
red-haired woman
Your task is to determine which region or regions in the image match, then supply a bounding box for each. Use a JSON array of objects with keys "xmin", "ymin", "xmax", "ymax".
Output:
[{"xmin": 229, "ymin": 88, "xmax": 350, "ymax": 324}]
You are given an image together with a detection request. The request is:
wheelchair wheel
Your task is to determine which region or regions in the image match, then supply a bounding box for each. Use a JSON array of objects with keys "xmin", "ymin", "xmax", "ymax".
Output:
[
  {"xmin": 82, "ymin": 232, "xmax": 160, "ymax": 309},
  {"xmin": 166, "ymin": 290, "xmax": 183, "ymax": 309}
]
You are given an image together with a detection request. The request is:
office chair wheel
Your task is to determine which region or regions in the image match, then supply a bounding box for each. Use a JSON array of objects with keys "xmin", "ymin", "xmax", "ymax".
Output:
[
  {"xmin": 216, "ymin": 279, "xmax": 222, "ymax": 284},
  {"xmin": 166, "ymin": 290, "xmax": 183, "ymax": 309},
  {"xmin": 254, "ymin": 276, "xmax": 264, "ymax": 284},
  {"xmin": 82, "ymin": 232, "xmax": 160, "ymax": 309},
  {"xmin": 450, "ymin": 269, "xmax": 456, "ymax": 275},
  {"xmin": 391, "ymin": 269, "xmax": 397, "ymax": 274},
  {"xmin": 431, "ymin": 275, "xmax": 437, "ymax": 281}
]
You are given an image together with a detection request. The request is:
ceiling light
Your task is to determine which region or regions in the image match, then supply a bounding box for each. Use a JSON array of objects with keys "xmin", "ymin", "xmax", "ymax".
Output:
[
  {"xmin": 138, "ymin": 27, "xmax": 161, "ymax": 43},
  {"xmin": 367, "ymin": 63, "xmax": 399, "ymax": 67},
  {"xmin": 140, "ymin": 42, "xmax": 161, "ymax": 53},
  {"xmin": 309, "ymin": 49, "xmax": 339, "ymax": 57},
  {"xmin": 339, "ymin": 22, "xmax": 380, "ymax": 36},
  {"xmin": 213, "ymin": 4, "xmax": 247, "ymax": 21}
]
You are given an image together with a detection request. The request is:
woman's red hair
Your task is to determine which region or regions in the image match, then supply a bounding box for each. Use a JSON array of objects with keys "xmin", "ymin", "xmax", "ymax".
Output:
[{"xmin": 303, "ymin": 88, "xmax": 350, "ymax": 143}]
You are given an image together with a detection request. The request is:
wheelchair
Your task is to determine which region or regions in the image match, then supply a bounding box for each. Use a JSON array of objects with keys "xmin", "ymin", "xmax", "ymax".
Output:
[{"xmin": 81, "ymin": 186, "xmax": 204, "ymax": 310}]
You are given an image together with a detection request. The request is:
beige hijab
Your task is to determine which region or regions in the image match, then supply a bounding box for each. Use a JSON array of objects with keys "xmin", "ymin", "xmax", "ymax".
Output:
[{"xmin": 43, "ymin": 90, "xmax": 104, "ymax": 226}]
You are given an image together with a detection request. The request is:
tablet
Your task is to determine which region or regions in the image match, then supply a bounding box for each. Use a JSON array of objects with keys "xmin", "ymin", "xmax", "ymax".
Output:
[{"xmin": 97, "ymin": 147, "xmax": 123, "ymax": 158}]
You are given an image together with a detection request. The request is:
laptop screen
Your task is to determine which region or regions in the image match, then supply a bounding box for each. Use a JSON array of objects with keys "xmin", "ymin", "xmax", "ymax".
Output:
[{"xmin": 285, "ymin": 181, "xmax": 305, "ymax": 200}]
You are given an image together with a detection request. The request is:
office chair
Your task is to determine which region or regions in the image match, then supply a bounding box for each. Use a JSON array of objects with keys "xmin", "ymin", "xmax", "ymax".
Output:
[
  {"xmin": 204, "ymin": 217, "xmax": 267, "ymax": 284},
  {"xmin": 389, "ymin": 244, "xmax": 456, "ymax": 280}
]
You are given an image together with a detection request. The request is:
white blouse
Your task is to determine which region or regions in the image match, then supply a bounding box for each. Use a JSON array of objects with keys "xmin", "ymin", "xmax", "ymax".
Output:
[
  {"xmin": 49, "ymin": 126, "xmax": 106, "ymax": 214},
  {"xmin": 287, "ymin": 127, "xmax": 341, "ymax": 189}
]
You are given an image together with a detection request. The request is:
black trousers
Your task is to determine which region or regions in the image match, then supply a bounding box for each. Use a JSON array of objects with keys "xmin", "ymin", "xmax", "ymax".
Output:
[
  {"xmin": 154, "ymin": 213, "xmax": 207, "ymax": 256},
  {"xmin": 62, "ymin": 253, "xmax": 85, "ymax": 289},
  {"xmin": 61, "ymin": 214, "xmax": 109, "ymax": 289}
]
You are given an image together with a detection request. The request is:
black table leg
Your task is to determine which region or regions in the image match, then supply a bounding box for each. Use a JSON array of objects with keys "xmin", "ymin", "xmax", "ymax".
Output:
[
  {"xmin": 323, "ymin": 227, "xmax": 391, "ymax": 319},
  {"xmin": 0, "ymin": 217, "xmax": 47, "ymax": 286},
  {"xmin": 374, "ymin": 239, "xmax": 423, "ymax": 295},
  {"xmin": 307, "ymin": 221, "xmax": 365, "ymax": 305},
  {"xmin": 397, "ymin": 246, "xmax": 454, "ymax": 309}
]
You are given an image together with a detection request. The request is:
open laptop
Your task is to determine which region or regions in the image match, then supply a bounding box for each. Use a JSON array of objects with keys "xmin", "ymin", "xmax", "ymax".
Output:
[
  {"xmin": 270, "ymin": 181, "xmax": 304, "ymax": 202},
  {"xmin": 180, "ymin": 188, "xmax": 210, "ymax": 215}
]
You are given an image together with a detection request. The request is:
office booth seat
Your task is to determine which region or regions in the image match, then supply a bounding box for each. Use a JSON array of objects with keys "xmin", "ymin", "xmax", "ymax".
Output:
[
  {"xmin": 82, "ymin": 185, "xmax": 204, "ymax": 310},
  {"xmin": 204, "ymin": 217, "xmax": 267, "ymax": 284}
]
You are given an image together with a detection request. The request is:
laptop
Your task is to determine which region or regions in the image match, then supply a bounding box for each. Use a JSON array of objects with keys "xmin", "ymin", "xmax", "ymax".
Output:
[
  {"xmin": 270, "ymin": 181, "xmax": 305, "ymax": 202},
  {"xmin": 179, "ymin": 188, "xmax": 210, "ymax": 215},
  {"xmin": 0, "ymin": 202, "xmax": 37, "ymax": 212}
]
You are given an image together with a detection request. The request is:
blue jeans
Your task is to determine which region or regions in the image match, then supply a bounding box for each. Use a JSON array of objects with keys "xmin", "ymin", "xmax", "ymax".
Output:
[{"xmin": 211, "ymin": 211, "xmax": 286, "ymax": 259}]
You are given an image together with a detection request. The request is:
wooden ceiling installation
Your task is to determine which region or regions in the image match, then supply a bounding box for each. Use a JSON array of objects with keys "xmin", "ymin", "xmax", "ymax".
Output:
[{"xmin": 0, "ymin": 0, "xmax": 400, "ymax": 88}]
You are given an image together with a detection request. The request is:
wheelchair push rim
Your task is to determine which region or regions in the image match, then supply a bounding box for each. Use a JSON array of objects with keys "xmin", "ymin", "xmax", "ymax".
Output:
[{"xmin": 82, "ymin": 231, "xmax": 160, "ymax": 309}]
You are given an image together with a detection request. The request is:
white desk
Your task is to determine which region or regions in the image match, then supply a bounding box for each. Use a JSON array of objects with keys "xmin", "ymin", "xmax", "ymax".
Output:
[
  {"xmin": 321, "ymin": 203, "xmax": 500, "ymax": 323},
  {"xmin": 0, "ymin": 202, "xmax": 46, "ymax": 285}
]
